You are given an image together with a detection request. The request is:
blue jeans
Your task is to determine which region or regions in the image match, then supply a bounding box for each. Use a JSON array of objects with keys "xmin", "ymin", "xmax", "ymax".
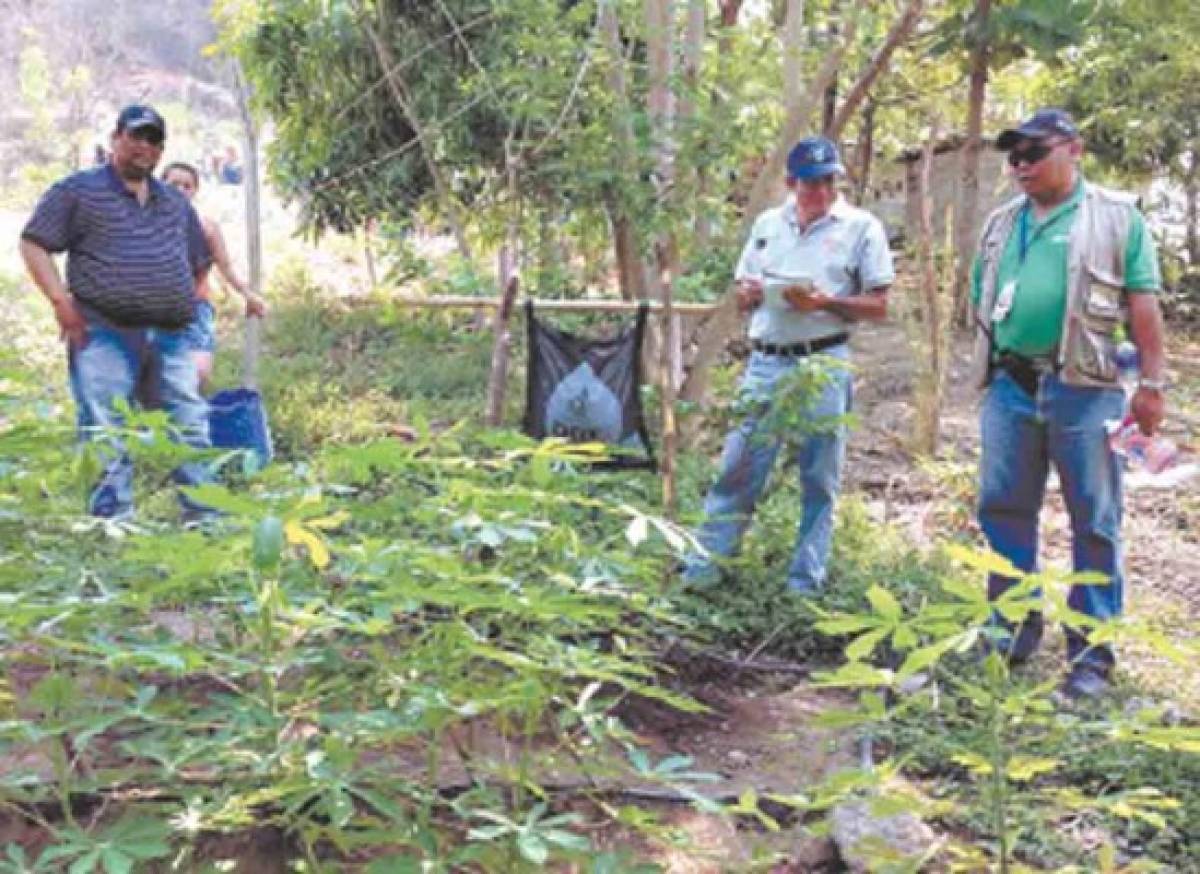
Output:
[
  {"xmin": 183, "ymin": 299, "xmax": 217, "ymax": 353},
  {"xmin": 685, "ymin": 346, "xmax": 852, "ymax": 592},
  {"xmin": 67, "ymin": 318, "xmax": 212, "ymax": 518},
  {"xmin": 978, "ymin": 370, "xmax": 1125, "ymax": 670}
]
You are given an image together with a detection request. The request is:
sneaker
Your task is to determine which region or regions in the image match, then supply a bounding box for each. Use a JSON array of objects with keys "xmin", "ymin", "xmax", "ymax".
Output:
[{"xmin": 1053, "ymin": 663, "xmax": 1110, "ymax": 705}]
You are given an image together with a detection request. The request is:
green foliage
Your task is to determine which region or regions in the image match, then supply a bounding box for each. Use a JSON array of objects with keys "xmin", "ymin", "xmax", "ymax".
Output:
[
  {"xmin": 1048, "ymin": 0, "xmax": 1200, "ymax": 183},
  {"xmin": 931, "ymin": 0, "xmax": 1093, "ymax": 69},
  {"xmin": 0, "ymin": 346, "xmax": 708, "ymax": 869},
  {"xmin": 812, "ymin": 544, "xmax": 1200, "ymax": 871}
]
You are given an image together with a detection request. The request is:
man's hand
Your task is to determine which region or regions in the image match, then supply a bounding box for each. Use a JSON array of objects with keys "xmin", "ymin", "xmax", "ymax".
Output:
[
  {"xmin": 783, "ymin": 285, "xmax": 830, "ymax": 313},
  {"xmin": 243, "ymin": 292, "xmax": 268, "ymax": 318},
  {"xmin": 735, "ymin": 278, "xmax": 763, "ymax": 314},
  {"xmin": 51, "ymin": 295, "xmax": 87, "ymax": 347},
  {"xmin": 1130, "ymin": 385, "xmax": 1165, "ymax": 436}
]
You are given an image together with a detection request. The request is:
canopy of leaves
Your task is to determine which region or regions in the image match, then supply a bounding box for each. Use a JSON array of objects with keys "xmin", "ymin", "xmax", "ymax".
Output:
[
  {"xmin": 1048, "ymin": 0, "xmax": 1200, "ymax": 182},
  {"xmin": 930, "ymin": 0, "xmax": 1093, "ymax": 70}
]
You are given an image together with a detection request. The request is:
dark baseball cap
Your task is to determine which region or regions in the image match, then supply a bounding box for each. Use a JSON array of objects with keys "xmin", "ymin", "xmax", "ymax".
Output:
[
  {"xmin": 115, "ymin": 104, "xmax": 167, "ymax": 140},
  {"xmin": 786, "ymin": 136, "xmax": 844, "ymax": 180},
  {"xmin": 996, "ymin": 108, "xmax": 1078, "ymax": 151}
]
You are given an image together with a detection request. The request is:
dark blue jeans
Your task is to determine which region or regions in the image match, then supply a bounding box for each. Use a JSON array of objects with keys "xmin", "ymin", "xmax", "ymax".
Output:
[
  {"xmin": 978, "ymin": 370, "xmax": 1125, "ymax": 670},
  {"xmin": 68, "ymin": 318, "xmax": 211, "ymax": 518}
]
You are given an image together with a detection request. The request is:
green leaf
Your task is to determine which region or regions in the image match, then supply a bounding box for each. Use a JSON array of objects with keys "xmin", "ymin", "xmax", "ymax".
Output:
[
  {"xmin": 100, "ymin": 848, "xmax": 133, "ymax": 874},
  {"xmin": 939, "ymin": 576, "xmax": 987, "ymax": 604},
  {"xmin": 846, "ymin": 628, "xmax": 889, "ymax": 661},
  {"xmin": 542, "ymin": 828, "xmax": 590, "ymax": 851},
  {"xmin": 815, "ymin": 615, "xmax": 879, "ymax": 636},
  {"xmin": 68, "ymin": 850, "xmax": 101, "ymax": 874},
  {"xmin": 865, "ymin": 584, "xmax": 901, "ymax": 620},
  {"xmin": 951, "ymin": 752, "xmax": 993, "ymax": 776},
  {"xmin": 897, "ymin": 638, "xmax": 958, "ymax": 679},
  {"xmin": 516, "ymin": 832, "xmax": 548, "ymax": 864},
  {"xmin": 366, "ymin": 856, "xmax": 422, "ymax": 874},
  {"xmin": 812, "ymin": 662, "xmax": 895, "ymax": 689},
  {"xmin": 1005, "ymin": 756, "xmax": 1059, "ymax": 782},
  {"xmin": 180, "ymin": 484, "xmax": 262, "ymax": 517},
  {"xmin": 943, "ymin": 544, "xmax": 1022, "ymax": 578},
  {"xmin": 253, "ymin": 515, "xmax": 285, "ymax": 571}
]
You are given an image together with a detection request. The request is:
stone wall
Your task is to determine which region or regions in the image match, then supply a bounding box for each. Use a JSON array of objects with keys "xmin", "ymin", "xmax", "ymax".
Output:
[{"xmin": 861, "ymin": 140, "xmax": 1012, "ymax": 246}]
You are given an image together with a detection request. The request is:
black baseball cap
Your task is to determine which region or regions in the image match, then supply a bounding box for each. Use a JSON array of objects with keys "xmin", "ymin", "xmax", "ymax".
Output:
[
  {"xmin": 996, "ymin": 108, "xmax": 1078, "ymax": 151},
  {"xmin": 115, "ymin": 104, "xmax": 167, "ymax": 140}
]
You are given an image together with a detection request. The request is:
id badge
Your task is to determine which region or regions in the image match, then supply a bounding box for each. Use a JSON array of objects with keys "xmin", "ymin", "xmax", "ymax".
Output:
[{"xmin": 991, "ymin": 280, "xmax": 1017, "ymax": 323}]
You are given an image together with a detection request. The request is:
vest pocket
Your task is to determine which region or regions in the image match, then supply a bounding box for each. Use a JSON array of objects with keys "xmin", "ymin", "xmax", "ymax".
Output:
[{"xmin": 1067, "ymin": 268, "xmax": 1124, "ymax": 381}]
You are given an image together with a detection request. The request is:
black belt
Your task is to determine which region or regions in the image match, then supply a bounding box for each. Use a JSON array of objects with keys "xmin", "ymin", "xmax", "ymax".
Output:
[
  {"xmin": 752, "ymin": 333, "xmax": 849, "ymax": 358},
  {"xmin": 992, "ymin": 349, "xmax": 1058, "ymax": 396}
]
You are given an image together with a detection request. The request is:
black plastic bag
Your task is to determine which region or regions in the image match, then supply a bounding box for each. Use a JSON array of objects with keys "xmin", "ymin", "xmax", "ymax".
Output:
[{"xmin": 522, "ymin": 301, "xmax": 655, "ymax": 469}]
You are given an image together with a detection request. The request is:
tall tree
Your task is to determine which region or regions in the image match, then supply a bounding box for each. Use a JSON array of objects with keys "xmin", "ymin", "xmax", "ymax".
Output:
[{"xmin": 951, "ymin": 0, "xmax": 990, "ymax": 328}]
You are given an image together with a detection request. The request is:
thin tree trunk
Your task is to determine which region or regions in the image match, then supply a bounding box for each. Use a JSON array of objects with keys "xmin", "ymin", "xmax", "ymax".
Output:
[
  {"xmin": 1185, "ymin": 154, "xmax": 1200, "ymax": 266},
  {"xmin": 645, "ymin": 0, "xmax": 678, "ymax": 285},
  {"xmin": 657, "ymin": 247, "xmax": 679, "ymax": 518},
  {"xmin": 609, "ymin": 203, "xmax": 643, "ymax": 301},
  {"xmin": 600, "ymin": 0, "xmax": 648, "ymax": 300},
  {"xmin": 782, "ymin": 0, "xmax": 806, "ymax": 109},
  {"xmin": 233, "ymin": 62, "xmax": 263, "ymax": 390},
  {"xmin": 485, "ymin": 141, "xmax": 521, "ymax": 426},
  {"xmin": 681, "ymin": 0, "xmax": 709, "ymax": 245},
  {"xmin": 952, "ymin": 0, "xmax": 991, "ymax": 328},
  {"xmin": 914, "ymin": 120, "xmax": 942, "ymax": 454},
  {"xmin": 853, "ymin": 98, "xmax": 876, "ymax": 203},
  {"xmin": 363, "ymin": 221, "xmax": 378, "ymax": 288},
  {"xmin": 826, "ymin": 0, "xmax": 925, "ymax": 140},
  {"xmin": 484, "ymin": 274, "xmax": 520, "ymax": 426},
  {"xmin": 822, "ymin": 80, "xmax": 838, "ymax": 135}
]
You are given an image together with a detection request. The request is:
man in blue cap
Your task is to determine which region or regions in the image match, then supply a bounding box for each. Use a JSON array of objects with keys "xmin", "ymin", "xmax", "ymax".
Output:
[
  {"xmin": 684, "ymin": 136, "xmax": 894, "ymax": 594},
  {"xmin": 969, "ymin": 108, "xmax": 1167, "ymax": 700},
  {"xmin": 19, "ymin": 104, "xmax": 214, "ymax": 521}
]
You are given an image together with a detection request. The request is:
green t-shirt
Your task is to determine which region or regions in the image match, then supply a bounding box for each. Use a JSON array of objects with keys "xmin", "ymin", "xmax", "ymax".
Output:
[{"xmin": 970, "ymin": 181, "xmax": 1160, "ymax": 357}]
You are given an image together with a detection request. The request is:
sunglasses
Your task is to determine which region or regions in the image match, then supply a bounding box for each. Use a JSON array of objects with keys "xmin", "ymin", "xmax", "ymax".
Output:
[
  {"xmin": 125, "ymin": 128, "xmax": 165, "ymax": 147},
  {"xmin": 1007, "ymin": 139, "xmax": 1064, "ymax": 168}
]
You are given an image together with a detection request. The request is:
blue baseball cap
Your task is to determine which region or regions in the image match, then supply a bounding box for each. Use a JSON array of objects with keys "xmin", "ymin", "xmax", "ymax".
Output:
[
  {"xmin": 115, "ymin": 104, "xmax": 167, "ymax": 140},
  {"xmin": 786, "ymin": 136, "xmax": 844, "ymax": 180},
  {"xmin": 996, "ymin": 108, "xmax": 1078, "ymax": 150}
]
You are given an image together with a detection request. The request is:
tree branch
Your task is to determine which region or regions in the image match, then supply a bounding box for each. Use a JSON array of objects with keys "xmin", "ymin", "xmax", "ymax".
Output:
[{"xmin": 827, "ymin": 0, "xmax": 926, "ymax": 140}]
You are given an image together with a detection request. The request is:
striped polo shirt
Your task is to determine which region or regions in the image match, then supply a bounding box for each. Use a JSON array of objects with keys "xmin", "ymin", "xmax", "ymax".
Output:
[{"xmin": 22, "ymin": 165, "xmax": 211, "ymax": 329}]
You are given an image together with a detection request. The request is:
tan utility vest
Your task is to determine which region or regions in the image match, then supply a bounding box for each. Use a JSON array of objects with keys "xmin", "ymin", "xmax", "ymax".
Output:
[{"xmin": 971, "ymin": 180, "xmax": 1136, "ymax": 389}]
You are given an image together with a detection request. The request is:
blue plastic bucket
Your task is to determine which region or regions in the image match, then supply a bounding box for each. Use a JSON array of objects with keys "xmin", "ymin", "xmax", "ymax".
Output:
[{"xmin": 208, "ymin": 387, "xmax": 273, "ymax": 469}]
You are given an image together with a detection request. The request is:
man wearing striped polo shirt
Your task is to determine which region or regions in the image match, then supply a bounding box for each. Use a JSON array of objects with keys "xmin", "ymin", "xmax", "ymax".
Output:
[
  {"xmin": 685, "ymin": 137, "xmax": 894, "ymax": 594},
  {"xmin": 20, "ymin": 104, "xmax": 214, "ymax": 520}
]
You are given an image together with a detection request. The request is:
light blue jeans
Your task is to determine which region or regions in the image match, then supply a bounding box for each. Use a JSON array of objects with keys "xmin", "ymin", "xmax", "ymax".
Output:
[
  {"xmin": 979, "ymin": 370, "xmax": 1125, "ymax": 670},
  {"xmin": 685, "ymin": 346, "xmax": 852, "ymax": 592},
  {"xmin": 67, "ymin": 317, "xmax": 212, "ymax": 518}
]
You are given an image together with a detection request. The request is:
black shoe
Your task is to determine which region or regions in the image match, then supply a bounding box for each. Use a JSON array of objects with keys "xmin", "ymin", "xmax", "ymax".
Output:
[
  {"xmin": 981, "ymin": 611, "xmax": 1044, "ymax": 665},
  {"xmin": 1054, "ymin": 663, "xmax": 1111, "ymax": 705}
]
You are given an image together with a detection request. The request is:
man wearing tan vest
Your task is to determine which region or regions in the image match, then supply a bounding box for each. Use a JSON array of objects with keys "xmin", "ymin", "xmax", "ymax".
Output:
[{"xmin": 970, "ymin": 108, "xmax": 1167, "ymax": 700}]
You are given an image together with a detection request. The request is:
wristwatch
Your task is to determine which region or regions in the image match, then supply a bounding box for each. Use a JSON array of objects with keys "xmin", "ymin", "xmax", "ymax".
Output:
[{"xmin": 1138, "ymin": 377, "xmax": 1168, "ymax": 393}]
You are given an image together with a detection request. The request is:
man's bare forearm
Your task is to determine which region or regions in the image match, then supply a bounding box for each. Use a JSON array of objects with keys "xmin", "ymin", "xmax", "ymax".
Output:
[
  {"xmin": 19, "ymin": 239, "xmax": 69, "ymax": 304},
  {"xmin": 822, "ymin": 289, "xmax": 889, "ymax": 322},
  {"xmin": 1128, "ymin": 292, "xmax": 1166, "ymax": 380}
]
